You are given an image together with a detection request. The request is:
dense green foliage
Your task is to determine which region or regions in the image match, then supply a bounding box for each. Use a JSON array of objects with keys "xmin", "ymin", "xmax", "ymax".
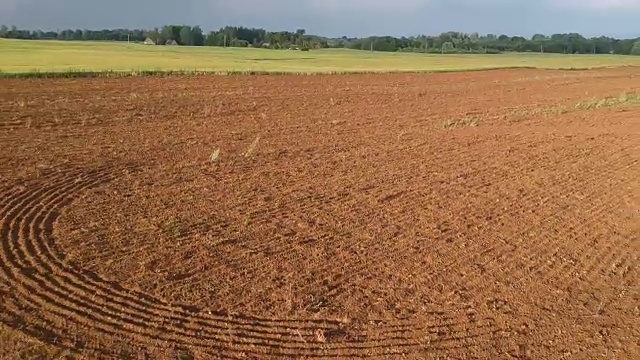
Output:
[
  {"xmin": 342, "ymin": 32, "xmax": 639, "ymax": 55},
  {"xmin": 1, "ymin": 24, "xmax": 639, "ymax": 55},
  {"xmin": 631, "ymin": 41, "xmax": 640, "ymax": 56}
]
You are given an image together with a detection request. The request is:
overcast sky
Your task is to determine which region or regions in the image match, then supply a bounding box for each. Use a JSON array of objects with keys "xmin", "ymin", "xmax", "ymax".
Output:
[{"xmin": 1, "ymin": 0, "xmax": 639, "ymax": 38}]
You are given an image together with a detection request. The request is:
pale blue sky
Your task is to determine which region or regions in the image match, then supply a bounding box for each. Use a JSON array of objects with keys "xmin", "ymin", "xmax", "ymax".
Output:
[{"xmin": 1, "ymin": 0, "xmax": 639, "ymax": 38}]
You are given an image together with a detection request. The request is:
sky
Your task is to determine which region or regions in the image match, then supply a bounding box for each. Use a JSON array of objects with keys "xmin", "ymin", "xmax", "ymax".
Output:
[{"xmin": 1, "ymin": 0, "xmax": 639, "ymax": 38}]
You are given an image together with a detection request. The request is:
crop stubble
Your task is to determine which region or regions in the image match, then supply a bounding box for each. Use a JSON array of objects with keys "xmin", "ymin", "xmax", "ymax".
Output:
[{"xmin": 0, "ymin": 68, "xmax": 638, "ymax": 359}]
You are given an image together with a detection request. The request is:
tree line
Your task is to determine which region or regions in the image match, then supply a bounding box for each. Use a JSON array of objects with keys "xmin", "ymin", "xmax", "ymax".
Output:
[
  {"xmin": 0, "ymin": 25, "xmax": 328, "ymax": 50},
  {"xmin": 1, "ymin": 24, "xmax": 639, "ymax": 55},
  {"xmin": 343, "ymin": 32, "xmax": 640, "ymax": 55}
]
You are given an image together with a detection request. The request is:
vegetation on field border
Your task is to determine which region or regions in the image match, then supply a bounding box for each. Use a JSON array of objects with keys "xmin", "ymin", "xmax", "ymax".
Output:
[
  {"xmin": 0, "ymin": 67, "xmax": 544, "ymax": 79},
  {"xmin": 2, "ymin": 24, "xmax": 640, "ymax": 55},
  {"xmin": 442, "ymin": 92, "xmax": 640, "ymax": 129},
  {"xmin": 2, "ymin": 65, "xmax": 639, "ymax": 79},
  {"xmin": 574, "ymin": 92, "xmax": 640, "ymax": 110}
]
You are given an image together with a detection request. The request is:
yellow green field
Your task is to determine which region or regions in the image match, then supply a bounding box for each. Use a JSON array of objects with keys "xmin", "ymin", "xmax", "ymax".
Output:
[{"xmin": 2, "ymin": 38, "xmax": 640, "ymax": 74}]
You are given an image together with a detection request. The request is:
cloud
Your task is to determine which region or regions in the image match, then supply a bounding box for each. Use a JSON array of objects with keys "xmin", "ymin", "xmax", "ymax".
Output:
[
  {"xmin": 1, "ymin": 0, "xmax": 639, "ymax": 38},
  {"xmin": 0, "ymin": 0, "xmax": 18, "ymax": 12},
  {"xmin": 206, "ymin": 0, "xmax": 429, "ymax": 16},
  {"xmin": 310, "ymin": 0, "xmax": 429, "ymax": 12},
  {"xmin": 551, "ymin": 0, "xmax": 640, "ymax": 10}
]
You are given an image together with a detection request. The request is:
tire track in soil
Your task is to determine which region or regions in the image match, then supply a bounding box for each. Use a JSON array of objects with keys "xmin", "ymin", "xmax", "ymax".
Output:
[
  {"xmin": 444, "ymin": 142, "xmax": 639, "ymax": 306},
  {"xmin": 222, "ymin": 140, "xmax": 533, "ymax": 311},
  {"xmin": 0, "ymin": 166, "xmax": 501, "ymax": 358},
  {"xmin": 286, "ymin": 133, "xmax": 639, "ymax": 313},
  {"xmin": 3, "ymin": 70, "xmax": 637, "ymax": 358},
  {"xmin": 166, "ymin": 162, "xmax": 448, "ymax": 317},
  {"xmin": 263, "ymin": 136, "xmax": 574, "ymax": 306}
]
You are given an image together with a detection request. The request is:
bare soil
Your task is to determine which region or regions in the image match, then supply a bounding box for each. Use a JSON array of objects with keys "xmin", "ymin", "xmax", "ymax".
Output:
[{"xmin": 0, "ymin": 68, "xmax": 638, "ymax": 359}]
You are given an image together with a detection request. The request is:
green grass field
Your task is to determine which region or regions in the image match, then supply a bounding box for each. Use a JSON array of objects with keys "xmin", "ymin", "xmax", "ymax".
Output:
[{"xmin": 2, "ymin": 38, "xmax": 640, "ymax": 75}]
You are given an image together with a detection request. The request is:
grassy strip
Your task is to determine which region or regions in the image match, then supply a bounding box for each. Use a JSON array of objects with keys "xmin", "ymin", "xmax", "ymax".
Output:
[
  {"xmin": 0, "ymin": 65, "xmax": 611, "ymax": 79},
  {"xmin": 505, "ymin": 92, "xmax": 640, "ymax": 120},
  {"xmin": 574, "ymin": 92, "xmax": 640, "ymax": 110},
  {"xmin": 442, "ymin": 117, "xmax": 480, "ymax": 129},
  {"xmin": 0, "ymin": 67, "xmax": 533, "ymax": 79},
  {"xmin": 443, "ymin": 92, "xmax": 640, "ymax": 129}
]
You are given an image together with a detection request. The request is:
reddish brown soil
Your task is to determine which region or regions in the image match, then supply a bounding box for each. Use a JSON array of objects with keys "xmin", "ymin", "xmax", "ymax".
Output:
[{"xmin": 0, "ymin": 68, "xmax": 638, "ymax": 359}]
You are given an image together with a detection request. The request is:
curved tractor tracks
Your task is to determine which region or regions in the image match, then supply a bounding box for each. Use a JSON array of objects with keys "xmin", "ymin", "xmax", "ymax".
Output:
[{"xmin": 0, "ymin": 165, "xmax": 499, "ymax": 359}]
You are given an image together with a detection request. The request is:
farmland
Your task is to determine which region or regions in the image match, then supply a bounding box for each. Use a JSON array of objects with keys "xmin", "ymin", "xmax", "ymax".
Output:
[
  {"xmin": 3, "ymin": 39, "xmax": 640, "ymax": 75},
  {"xmin": 1, "ymin": 66, "xmax": 638, "ymax": 359}
]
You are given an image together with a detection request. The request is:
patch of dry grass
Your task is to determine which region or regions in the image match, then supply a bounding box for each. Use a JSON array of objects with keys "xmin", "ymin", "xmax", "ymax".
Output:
[
  {"xmin": 574, "ymin": 92, "xmax": 640, "ymax": 110},
  {"xmin": 443, "ymin": 116, "xmax": 480, "ymax": 129}
]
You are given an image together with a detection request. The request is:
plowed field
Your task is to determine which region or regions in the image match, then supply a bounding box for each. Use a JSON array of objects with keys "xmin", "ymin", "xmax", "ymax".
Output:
[{"xmin": 0, "ymin": 68, "xmax": 638, "ymax": 359}]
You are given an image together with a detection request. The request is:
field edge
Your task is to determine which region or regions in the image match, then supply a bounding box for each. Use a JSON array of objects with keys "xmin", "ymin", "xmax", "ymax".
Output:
[{"xmin": 2, "ymin": 64, "xmax": 639, "ymax": 79}]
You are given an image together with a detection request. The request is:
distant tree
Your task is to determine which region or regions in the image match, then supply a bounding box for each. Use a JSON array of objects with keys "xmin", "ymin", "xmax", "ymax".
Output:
[
  {"xmin": 147, "ymin": 28, "xmax": 162, "ymax": 44},
  {"xmin": 204, "ymin": 31, "xmax": 224, "ymax": 46},
  {"xmin": 57, "ymin": 29, "xmax": 72, "ymax": 40},
  {"xmin": 295, "ymin": 28, "xmax": 306, "ymax": 46},
  {"xmin": 161, "ymin": 25, "xmax": 180, "ymax": 42},
  {"xmin": 179, "ymin": 26, "xmax": 193, "ymax": 45},
  {"xmin": 615, "ymin": 39, "xmax": 635, "ymax": 55},
  {"xmin": 192, "ymin": 26, "xmax": 204, "ymax": 46},
  {"xmin": 2, "ymin": 23, "xmax": 640, "ymax": 56},
  {"xmin": 229, "ymin": 38, "xmax": 249, "ymax": 47},
  {"xmin": 532, "ymin": 34, "xmax": 547, "ymax": 41},
  {"xmin": 441, "ymin": 41, "xmax": 454, "ymax": 53}
]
